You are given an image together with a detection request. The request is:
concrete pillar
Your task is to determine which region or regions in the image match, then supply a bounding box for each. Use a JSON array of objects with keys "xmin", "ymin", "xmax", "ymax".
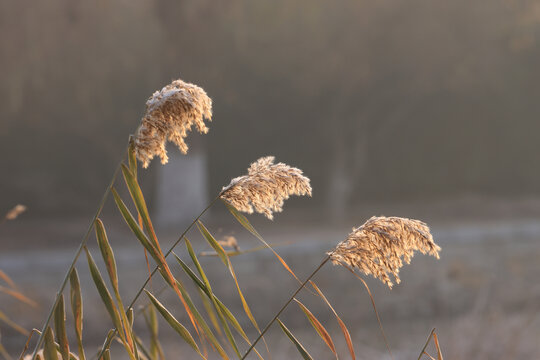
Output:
[{"xmin": 154, "ymin": 141, "xmax": 208, "ymax": 229}]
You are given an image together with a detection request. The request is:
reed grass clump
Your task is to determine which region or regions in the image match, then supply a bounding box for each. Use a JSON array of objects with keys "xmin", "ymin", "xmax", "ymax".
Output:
[
  {"xmin": 18, "ymin": 77, "xmax": 443, "ymax": 360},
  {"xmin": 330, "ymin": 216, "xmax": 441, "ymax": 288},
  {"xmin": 220, "ymin": 156, "xmax": 312, "ymax": 219},
  {"xmin": 134, "ymin": 79, "xmax": 212, "ymax": 168}
]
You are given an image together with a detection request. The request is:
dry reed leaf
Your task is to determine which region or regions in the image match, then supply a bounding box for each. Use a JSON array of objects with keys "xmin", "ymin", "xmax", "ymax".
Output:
[
  {"xmin": 330, "ymin": 216, "xmax": 440, "ymax": 288},
  {"xmin": 4, "ymin": 204, "xmax": 26, "ymax": 220},
  {"xmin": 133, "ymin": 79, "xmax": 212, "ymax": 168},
  {"xmin": 221, "ymin": 156, "xmax": 311, "ymax": 219}
]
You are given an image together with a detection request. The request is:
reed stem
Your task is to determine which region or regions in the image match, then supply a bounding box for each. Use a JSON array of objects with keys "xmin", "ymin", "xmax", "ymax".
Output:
[{"xmin": 241, "ymin": 255, "xmax": 331, "ymax": 360}]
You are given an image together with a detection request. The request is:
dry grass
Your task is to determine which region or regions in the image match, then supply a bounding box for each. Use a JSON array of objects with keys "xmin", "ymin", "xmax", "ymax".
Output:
[{"xmin": 6, "ymin": 78, "xmax": 447, "ymax": 360}]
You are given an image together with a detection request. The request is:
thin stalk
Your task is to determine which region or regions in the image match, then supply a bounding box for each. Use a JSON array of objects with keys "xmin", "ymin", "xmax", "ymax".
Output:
[
  {"xmin": 30, "ymin": 151, "xmax": 126, "ymax": 360},
  {"xmin": 94, "ymin": 195, "xmax": 220, "ymax": 360},
  {"xmin": 417, "ymin": 328, "xmax": 436, "ymax": 360},
  {"xmin": 240, "ymin": 255, "xmax": 331, "ymax": 360}
]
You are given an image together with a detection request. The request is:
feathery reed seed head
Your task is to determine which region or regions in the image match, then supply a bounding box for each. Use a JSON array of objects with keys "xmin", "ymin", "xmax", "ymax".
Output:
[
  {"xmin": 134, "ymin": 79, "xmax": 212, "ymax": 168},
  {"xmin": 220, "ymin": 156, "xmax": 312, "ymax": 219},
  {"xmin": 5, "ymin": 204, "xmax": 27, "ymax": 220},
  {"xmin": 329, "ymin": 216, "xmax": 440, "ymax": 288}
]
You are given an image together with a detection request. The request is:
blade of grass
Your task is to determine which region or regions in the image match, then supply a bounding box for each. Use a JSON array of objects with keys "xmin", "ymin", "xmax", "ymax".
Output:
[
  {"xmin": 185, "ymin": 238, "xmax": 241, "ymax": 358},
  {"xmin": 69, "ymin": 269, "xmax": 85, "ymax": 360},
  {"xmin": 134, "ymin": 335, "xmax": 153, "ymax": 360},
  {"xmin": 293, "ymin": 299, "xmax": 337, "ymax": 359},
  {"xmin": 95, "ymin": 219, "xmax": 135, "ymax": 353},
  {"xmin": 85, "ymin": 248, "xmax": 137, "ymax": 360},
  {"xmin": 120, "ymin": 166, "xmax": 199, "ymax": 334},
  {"xmin": 95, "ymin": 193, "xmax": 220, "ymax": 360},
  {"xmin": 144, "ymin": 291, "xmax": 205, "ymax": 359},
  {"xmin": 309, "ymin": 281, "xmax": 355, "ymax": 360},
  {"xmin": 143, "ymin": 306, "xmax": 164, "ymax": 360},
  {"xmin": 175, "ymin": 256, "xmax": 253, "ymax": 344},
  {"xmin": 171, "ymin": 278, "xmax": 228, "ymax": 360},
  {"xmin": 128, "ymin": 136, "xmax": 137, "ymax": 178},
  {"xmin": 276, "ymin": 319, "xmax": 313, "ymax": 360},
  {"xmin": 53, "ymin": 295, "xmax": 69, "ymax": 360},
  {"xmin": 31, "ymin": 150, "xmax": 125, "ymax": 360},
  {"xmin": 196, "ymin": 287, "xmax": 222, "ymax": 337},
  {"xmin": 197, "ymin": 222, "xmax": 261, "ymax": 334},
  {"xmin": 121, "ymin": 164, "xmax": 160, "ymax": 250},
  {"xmin": 43, "ymin": 327, "xmax": 57, "ymax": 360},
  {"xmin": 84, "ymin": 248, "xmax": 123, "ymax": 337},
  {"xmin": 97, "ymin": 330, "xmax": 115, "ymax": 360}
]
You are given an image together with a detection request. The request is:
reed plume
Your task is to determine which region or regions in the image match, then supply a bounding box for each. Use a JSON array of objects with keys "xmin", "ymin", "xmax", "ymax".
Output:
[
  {"xmin": 329, "ymin": 216, "xmax": 440, "ymax": 288},
  {"xmin": 134, "ymin": 79, "xmax": 212, "ymax": 168},
  {"xmin": 220, "ymin": 156, "xmax": 312, "ymax": 219}
]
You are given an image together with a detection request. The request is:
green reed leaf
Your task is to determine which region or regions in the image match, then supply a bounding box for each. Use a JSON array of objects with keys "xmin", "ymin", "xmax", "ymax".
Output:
[
  {"xmin": 43, "ymin": 327, "xmax": 58, "ymax": 360},
  {"xmin": 144, "ymin": 306, "xmax": 164, "ymax": 360},
  {"xmin": 53, "ymin": 295, "xmax": 69, "ymax": 360},
  {"xmin": 120, "ymin": 164, "xmax": 157, "ymax": 248},
  {"xmin": 196, "ymin": 287, "xmax": 222, "ymax": 336},
  {"xmin": 98, "ymin": 330, "xmax": 115, "ymax": 360},
  {"xmin": 145, "ymin": 291, "xmax": 205, "ymax": 359},
  {"xmin": 111, "ymin": 188, "xmax": 160, "ymax": 264},
  {"xmin": 175, "ymin": 256, "xmax": 252, "ymax": 346},
  {"xmin": 197, "ymin": 222, "xmax": 262, "ymax": 334},
  {"xmin": 95, "ymin": 219, "xmax": 118, "ymax": 293},
  {"xmin": 277, "ymin": 319, "xmax": 313, "ymax": 360},
  {"xmin": 185, "ymin": 238, "xmax": 241, "ymax": 358},
  {"xmin": 128, "ymin": 136, "xmax": 137, "ymax": 178},
  {"xmin": 173, "ymin": 278, "xmax": 228, "ymax": 360},
  {"xmin": 85, "ymin": 249, "xmax": 123, "ymax": 336},
  {"xmin": 69, "ymin": 269, "xmax": 85, "ymax": 360},
  {"xmin": 101, "ymin": 349, "xmax": 110, "ymax": 360}
]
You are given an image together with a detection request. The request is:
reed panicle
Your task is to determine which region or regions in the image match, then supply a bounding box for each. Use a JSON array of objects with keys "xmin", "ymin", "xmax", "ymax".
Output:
[
  {"xmin": 134, "ymin": 79, "xmax": 212, "ymax": 168},
  {"xmin": 329, "ymin": 216, "xmax": 440, "ymax": 288},
  {"xmin": 220, "ymin": 156, "xmax": 312, "ymax": 219}
]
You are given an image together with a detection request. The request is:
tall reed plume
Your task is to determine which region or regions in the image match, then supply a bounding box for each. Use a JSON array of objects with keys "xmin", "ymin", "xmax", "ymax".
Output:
[
  {"xmin": 134, "ymin": 79, "xmax": 212, "ymax": 167},
  {"xmin": 220, "ymin": 156, "xmax": 312, "ymax": 219},
  {"xmin": 330, "ymin": 216, "xmax": 440, "ymax": 288}
]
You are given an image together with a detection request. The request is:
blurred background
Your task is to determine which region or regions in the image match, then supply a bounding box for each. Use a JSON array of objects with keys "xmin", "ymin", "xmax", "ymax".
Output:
[{"xmin": 1, "ymin": 0, "xmax": 540, "ymax": 359}]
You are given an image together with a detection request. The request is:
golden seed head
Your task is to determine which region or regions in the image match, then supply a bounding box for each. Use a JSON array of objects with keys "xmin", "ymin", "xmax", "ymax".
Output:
[
  {"xmin": 220, "ymin": 156, "xmax": 312, "ymax": 220},
  {"xmin": 5, "ymin": 204, "xmax": 27, "ymax": 221},
  {"xmin": 134, "ymin": 79, "xmax": 212, "ymax": 168},
  {"xmin": 329, "ymin": 216, "xmax": 440, "ymax": 288}
]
